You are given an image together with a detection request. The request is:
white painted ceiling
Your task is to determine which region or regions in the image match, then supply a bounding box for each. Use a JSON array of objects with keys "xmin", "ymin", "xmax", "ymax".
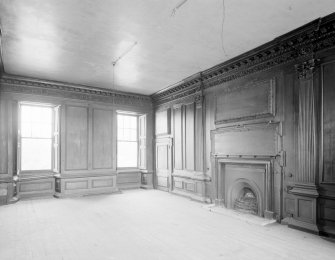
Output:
[{"xmin": 0, "ymin": 0, "xmax": 334, "ymax": 95}]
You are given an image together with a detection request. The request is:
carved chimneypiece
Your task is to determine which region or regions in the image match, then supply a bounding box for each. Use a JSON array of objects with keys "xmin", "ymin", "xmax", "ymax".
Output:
[
  {"xmin": 213, "ymin": 157, "xmax": 274, "ymax": 219},
  {"xmin": 211, "ymin": 119, "xmax": 280, "ymax": 219}
]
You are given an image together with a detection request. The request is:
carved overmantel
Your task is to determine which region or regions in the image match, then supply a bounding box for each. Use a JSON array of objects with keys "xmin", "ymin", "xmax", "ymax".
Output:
[{"xmin": 289, "ymin": 57, "xmax": 320, "ymax": 233}]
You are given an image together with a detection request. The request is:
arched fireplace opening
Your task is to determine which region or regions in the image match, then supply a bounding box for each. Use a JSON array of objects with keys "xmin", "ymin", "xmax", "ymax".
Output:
[
  {"xmin": 227, "ymin": 178, "xmax": 263, "ymax": 217},
  {"xmin": 234, "ymin": 187, "xmax": 258, "ymax": 215}
]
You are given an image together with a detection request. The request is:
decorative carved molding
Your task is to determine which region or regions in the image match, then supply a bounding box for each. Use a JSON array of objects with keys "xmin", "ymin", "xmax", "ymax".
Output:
[
  {"xmin": 151, "ymin": 15, "xmax": 335, "ymax": 106},
  {"xmin": 295, "ymin": 59, "xmax": 318, "ymax": 79},
  {"xmin": 0, "ymin": 75, "xmax": 153, "ymax": 109}
]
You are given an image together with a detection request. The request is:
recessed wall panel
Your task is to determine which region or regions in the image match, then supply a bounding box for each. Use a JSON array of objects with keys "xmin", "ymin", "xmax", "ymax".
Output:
[
  {"xmin": 65, "ymin": 106, "xmax": 88, "ymax": 170},
  {"xmin": 92, "ymin": 108, "xmax": 113, "ymax": 169}
]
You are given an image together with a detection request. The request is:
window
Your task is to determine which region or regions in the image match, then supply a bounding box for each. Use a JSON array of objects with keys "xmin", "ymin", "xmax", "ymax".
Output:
[
  {"xmin": 19, "ymin": 103, "xmax": 59, "ymax": 172},
  {"xmin": 117, "ymin": 114, "xmax": 138, "ymax": 168}
]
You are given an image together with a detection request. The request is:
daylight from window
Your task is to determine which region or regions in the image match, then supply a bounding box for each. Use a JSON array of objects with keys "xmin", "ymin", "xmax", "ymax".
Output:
[
  {"xmin": 20, "ymin": 104, "xmax": 53, "ymax": 171},
  {"xmin": 117, "ymin": 114, "xmax": 138, "ymax": 168}
]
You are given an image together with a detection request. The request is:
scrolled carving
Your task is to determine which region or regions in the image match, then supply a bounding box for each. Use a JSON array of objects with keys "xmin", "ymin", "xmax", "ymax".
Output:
[{"xmin": 295, "ymin": 59, "xmax": 318, "ymax": 79}]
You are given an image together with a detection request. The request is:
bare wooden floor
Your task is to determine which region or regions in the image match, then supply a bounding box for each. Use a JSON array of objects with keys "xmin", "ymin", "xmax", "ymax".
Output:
[{"xmin": 0, "ymin": 190, "xmax": 334, "ymax": 260}]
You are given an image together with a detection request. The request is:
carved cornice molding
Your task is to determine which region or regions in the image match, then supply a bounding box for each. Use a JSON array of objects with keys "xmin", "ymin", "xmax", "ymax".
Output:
[
  {"xmin": 154, "ymin": 81, "xmax": 203, "ymax": 108},
  {"xmin": 294, "ymin": 58, "xmax": 319, "ymax": 79},
  {"xmin": 151, "ymin": 14, "xmax": 335, "ymax": 106},
  {"xmin": 0, "ymin": 75, "xmax": 153, "ymax": 109}
]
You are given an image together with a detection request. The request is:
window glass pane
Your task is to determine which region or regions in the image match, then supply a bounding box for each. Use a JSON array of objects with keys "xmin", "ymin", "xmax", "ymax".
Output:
[
  {"xmin": 20, "ymin": 104, "xmax": 53, "ymax": 171},
  {"xmin": 117, "ymin": 141, "xmax": 137, "ymax": 167},
  {"xmin": 21, "ymin": 105, "xmax": 52, "ymax": 138},
  {"xmin": 21, "ymin": 122, "xmax": 32, "ymax": 137},
  {"xmin": 117, "ymin": 114, "xmax": 138, "ymax": 167},
  {"xmin": 21, "ymin": 138, "xmax": 52, "ymax": 170}
]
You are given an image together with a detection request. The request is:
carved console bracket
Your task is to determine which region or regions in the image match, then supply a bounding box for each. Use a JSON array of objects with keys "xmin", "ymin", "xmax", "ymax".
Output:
[{"xmin": 295, "ymin": 59, "xmax": 319, "ymax": 79}]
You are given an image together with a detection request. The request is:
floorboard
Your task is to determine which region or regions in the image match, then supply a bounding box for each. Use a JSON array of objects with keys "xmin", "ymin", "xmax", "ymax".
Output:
[{"xmin": 0, "ymin": 189, "xmax": 334, "ymax": 260}]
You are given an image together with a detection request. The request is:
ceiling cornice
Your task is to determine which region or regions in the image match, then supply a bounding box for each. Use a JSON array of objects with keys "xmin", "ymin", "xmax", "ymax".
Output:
[
  {"xmin": 151, "ymin": 12, "xmax": 335, "ymax": 106},
  {"xmin": 0, "ymin": 74, "xmax": 153, "ymax": 108}
]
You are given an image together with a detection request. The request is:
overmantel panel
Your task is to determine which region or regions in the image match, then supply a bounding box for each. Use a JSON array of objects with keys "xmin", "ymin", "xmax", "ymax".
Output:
[
  {"xmin": 215, "ymin": 78, "xmax": 276, "ymax": 124},
  {"xmin": 212, "ymin": 122, "xmax": 280, "ymax": 157}
]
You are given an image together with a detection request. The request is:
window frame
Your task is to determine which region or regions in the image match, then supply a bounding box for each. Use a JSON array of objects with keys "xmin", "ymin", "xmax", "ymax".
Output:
[
  {"xmin": 116, "ymin": 112, "xmax": 140, "ymax": 169},
  {"xmin": 17, "ymin": 101, "xmax": 60, "ymax": 175}
]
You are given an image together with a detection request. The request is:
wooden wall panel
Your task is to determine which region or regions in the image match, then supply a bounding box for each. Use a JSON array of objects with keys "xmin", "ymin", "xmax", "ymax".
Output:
[
  {"xmin": 185, "ymin": 103, "xmax": 195, "ymax": 171},
  {"xmin": 157, "ymin": 145, "xmax": 168, "ymax": 170},
  {"xmin": 213, "ymin": 124, "xmax": 278, "ymax": 156},
  {"xmin": 174, "ymin": 107, "xmax": 183, "ymax": 170},
  {"xmin": 215, "ymin": 78, "xmax": 275, "ymax": 124},
  {"xmin": 65, "ymin": 106, "xmax": 89, "ymax": 170},
  {"xmin": 0, "ymin": 100, "xmax": 7, "ymax": 174},
  {"xmin": 155, "ymin": 109, "xmax": 170, "ymax": 135},
  {"xmin": 92, "ymin": 108, "xmax": 113, "ymax": 169},
  {"xmin": 323, "ymin": 61, "xmax": 335, "ymax": 183},
  {"xmin": 195, "ymin": 104, "xmax": 203, "ymax": 172}
]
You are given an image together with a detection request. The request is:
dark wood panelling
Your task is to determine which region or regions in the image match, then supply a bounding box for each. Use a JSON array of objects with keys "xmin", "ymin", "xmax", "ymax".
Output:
[
  {"xmin": 117, "ymin": 171, "xmax": 141, "ymax": 189},
  {"xmin": 0, "ymin": 100, "xmax": 7, "ymax": 174},
  {"xmin": 185, "ymin": 103, "xmax": 195, "ymax": 171},
  {"xmin": 65, "ymin": 106, "xmax": 89, "ymax": 170},
  {"xmin": 213, "ymin": 123, "xmax": 278, "ymax": 156},
  {"xmin": 215, "ymin": 78, "xmax": 275, "ymax": 124},
  {"xmin": 173, "ymin": 107, "xmax": 183, "ymax": 170},
  {"xmin": 92, "ymin": 108, "xmax": 113, "ymax": 169},
  {"xmin": 18, "ymin": 177, "xmax": 55, "ymax": 199},
  {"xmin": 65, "ymin": 180, "xmax": 88, "ymax": 190},
  {"xmin": 195, "ymin": 104, "xmax": 203, "ymax": 172},
  {"xmin": 55, "ymin": 175, "xmax": 117, "ymax": 197},
  {"xmin": 322, "ymin": 61, "xmax": 335, "ymax": 183},
  {"xmin": 155, "ymin": 109, "xmax": 170, "ymax": 135},
  {"xmin": 157, "ymin": 145, "xmax": 168, "ymax": 170}
]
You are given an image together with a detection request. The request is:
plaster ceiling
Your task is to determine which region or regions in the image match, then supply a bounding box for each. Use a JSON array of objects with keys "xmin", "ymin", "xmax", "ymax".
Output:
[{"xmin": 0, "ymin": 0, "xmax": 334, "ymax": 95}]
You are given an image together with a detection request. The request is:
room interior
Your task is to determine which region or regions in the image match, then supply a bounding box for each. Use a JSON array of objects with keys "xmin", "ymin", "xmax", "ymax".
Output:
[{"xmin": 1, "ymin": 1, "xmax": 335, "ymax": 256}]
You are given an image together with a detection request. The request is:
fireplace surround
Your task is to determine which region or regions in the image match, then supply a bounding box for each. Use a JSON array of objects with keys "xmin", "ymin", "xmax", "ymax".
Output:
[{"xmin": 213, "ymin": 157, "xmax": 275, "ymax": 219}]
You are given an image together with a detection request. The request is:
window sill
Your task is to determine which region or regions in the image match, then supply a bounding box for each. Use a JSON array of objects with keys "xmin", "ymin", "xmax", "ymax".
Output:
[{"xmin": 117, "ymin": 168, "xmax": 141, "ymax": 173}]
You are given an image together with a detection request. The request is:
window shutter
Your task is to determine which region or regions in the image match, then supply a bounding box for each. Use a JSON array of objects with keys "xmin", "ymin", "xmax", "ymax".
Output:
[
  {"xmin": 53, "ymin": 106, "xmax": 60, "ymax": 173},
  {"xmin": 138, "ymin": 114, "xmax": 146, "ymax": 169}
]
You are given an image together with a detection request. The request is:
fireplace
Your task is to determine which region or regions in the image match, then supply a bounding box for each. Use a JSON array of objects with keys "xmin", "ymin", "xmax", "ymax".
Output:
[
  {"xmin": 234, "ymin": 187, "xmax": 258, "ymax": 215},
  {"xmin": 213, "ymin": 157, "xmax": 275, "ymax": 219}
]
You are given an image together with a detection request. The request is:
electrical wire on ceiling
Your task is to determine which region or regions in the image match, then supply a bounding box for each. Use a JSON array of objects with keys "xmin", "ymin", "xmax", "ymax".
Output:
[
  {"xmin": 221, "ymin": 0, "xmax": 229, "ymax": 58},
  {"xmin": 171, "ymin": 0, "xmax": 188, "ymax": 16},
  {"xmin": 111, "ymin": 41, "xmax": 137, "ymax": 90}
]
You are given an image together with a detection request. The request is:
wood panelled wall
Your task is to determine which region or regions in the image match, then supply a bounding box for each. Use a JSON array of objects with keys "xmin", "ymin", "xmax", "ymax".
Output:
[
  {"xmin": 152, "ymin": 14, "xmax": 335, "ymax": 236},
  {"xmin": 155, "ymin": 98, "xmax": 209, "ymax": 201},
  {"xmin": 0, "ymin": 75, "xmax": 154, "ymax": 201}
]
